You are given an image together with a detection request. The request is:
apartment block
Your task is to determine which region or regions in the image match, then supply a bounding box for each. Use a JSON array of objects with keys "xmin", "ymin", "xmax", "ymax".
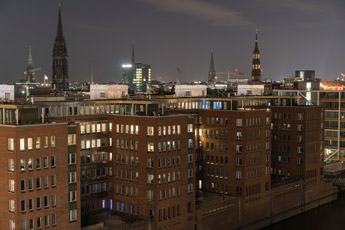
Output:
[
  {"xmin": 0, "ymin": 114, "xmax": 80, "ymax": 230},
  {"xmin": 77, "ymin": 120, "xmax": 113, "ymax": 214},
  {"xmin": 173, "ymin": 108, "xmax": 271, "ymax": 225},
  {"xmin": 109, "ymin": 114, "xmax": 195, "ymax": 230},
  {"xmin": 270, "ymin": 106, "xmax": 324, "ymax": 186}
]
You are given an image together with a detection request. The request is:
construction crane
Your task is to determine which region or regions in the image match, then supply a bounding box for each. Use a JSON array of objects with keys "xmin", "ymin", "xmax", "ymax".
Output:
[
  {"xmin": 217, "ymin": 70, "xmax": 249, "ymax": 81},
  {"xmin": 24, "ymin": 67, "xmax": 42, "ymax": 82}
]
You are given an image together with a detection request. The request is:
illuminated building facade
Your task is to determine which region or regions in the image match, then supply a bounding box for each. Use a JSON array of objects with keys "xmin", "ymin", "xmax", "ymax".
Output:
[
  {"xmin": 122, "ymin": 63, "xmax": 151, "ymax": 93},
  {"xmin": 274, "ymin": 81, "xmax": 345, "ymax": 162}
]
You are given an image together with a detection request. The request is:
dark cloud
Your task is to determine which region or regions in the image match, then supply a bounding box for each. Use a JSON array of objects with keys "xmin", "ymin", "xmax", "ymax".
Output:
[
  {"xmin": 140, "ymin": 0, "xmax": 250, "ymax": 27},
  {"xmin": 0, "ymin": 0, "xmax": 344, "ymax": 84}
]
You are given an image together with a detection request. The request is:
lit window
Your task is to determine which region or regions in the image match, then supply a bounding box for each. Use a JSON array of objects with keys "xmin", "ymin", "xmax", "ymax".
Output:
[
  {"xmin": 28, "ymin": 138, "xmax": 33, "ymax": 150},
  {"xmin": 187, "ymin": 124, "xmax": 193, "ymax": 133},
  {"xmin": 43, "ymin": 136, "xmax": 48, "ymax": 148},
  {"xmin": 20, "ymin": 138, "xmax": 25, "ymax": 151},
  {"xmin": 36, "ymin": 137, "xmax": 41, "ymax": 149},
  {"xmin": 147, "ymin": 126, "xmax": 154, "ymax": 136},
  {"xmin": 8, "ymin": 159, "xmax": 14, "ymax": 172},
  {"xmin": 147, "ymin": 174, "xmax": 154, "ymax": 184},
  {"xmin": 8, "ymin": 138, "xmax": 14, "ymax": 151},
  {"xmin": 51, "ymin": 136, "xmax": 56, "ymax": 148},
  {"xmin": 147, "ymin": 142, "xmax": 154, "ymax": 152},
  {"xmin": 86, "ymin": 140, "xmax": 90, "ymax": 149},
  {"xmin": 9, "ymin": 179, "xmax": 15, "ymax": 192},
  {"xmin": 80, "ymin": 125, "xmax": 85, "ymax": 134},
  {"xmin": 9, "ymin": 199, "xmax": 15, "ymax": 212},
  {"xmin": 20, "ymin": 159, "xmax": 25, "ymax": 171},
  {"xmin": 102, "ymin": 123, "xmax": 107, "ymax": 132},
  {"xmin": 9, "ymin": 220, "xmax": 15, "ymax": 230}
]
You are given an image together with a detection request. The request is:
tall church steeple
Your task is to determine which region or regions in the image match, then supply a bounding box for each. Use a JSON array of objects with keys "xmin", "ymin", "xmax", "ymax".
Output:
[
  {"xmin": 26, "ymin": 46, "xmax": 35, "ymax": 82},
  {"xmin": 208, "ymin": 49, "xmax": 216, "ymax": 85},
  {"xmin": 52, "ymin": 3, "xmax": 69, "ymax": 92},
  {"xmin": 131, "ymin": 40, "xmax": 135, "ymax": 64},
  {"xmin": 251, "ymin": 29, "xmax": 261, "ymax": 83}
]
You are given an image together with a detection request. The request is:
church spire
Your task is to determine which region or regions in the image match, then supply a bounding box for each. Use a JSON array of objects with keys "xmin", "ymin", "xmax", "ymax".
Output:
[
  {"xmin": 131, "ymin": 40, "xmax": 135, "ymax": 64},
  {"xmin": 251, "ymin": 29, "xmax": 261, "ymax": 83},
  {"xmin": 28, "ymin": 46, "xmax": 33, "ymax": 68},
  {"xmin": 209, "ymin": 49, "xmax": 215, "ymax": 71},
  {"xmin": 26, "ymin": 46, "xmax": 35, "ymax": 82},
  {"xmin": 52, "ymin": 3, "xmax": 69, "ymax": 92},
  {"xmin": 208, "ymin": 49, "xmax": 216, "ymax": 85},
  {"xmin": 254, "ymin": 28, "xmax": 259, "ymax": 52},
  {"xmin": 56, "ymin": 3, "xmax": 64, "ymax": 41}
]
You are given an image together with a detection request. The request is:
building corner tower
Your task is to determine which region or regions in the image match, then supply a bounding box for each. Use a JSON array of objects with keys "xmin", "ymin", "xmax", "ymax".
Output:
[
  {"xmin": 208, "ymin": 49, "xmax": 216, "ymax": 85},
  {"xmin": 52, "ymin": 4, "xmax": 69, "ymax": 92},
  {"xmin": 251, "ymin": 29, "xmax": 261, "ymax": 83}
]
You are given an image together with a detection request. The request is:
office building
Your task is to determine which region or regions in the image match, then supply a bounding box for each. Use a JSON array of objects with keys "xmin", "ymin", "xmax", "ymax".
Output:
[
  {"xmin": 0, "ymin": 106, "xmax": 80, "ymax": 230},
  {"xmin": 122, "ymin": 44, "xmax": 151, "ymax": 94}
]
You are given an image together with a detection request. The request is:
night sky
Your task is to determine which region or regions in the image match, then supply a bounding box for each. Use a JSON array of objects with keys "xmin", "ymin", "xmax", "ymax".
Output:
[{"xmin": 0, "ymin": 0, "xmax": 344, "ymax": 83}]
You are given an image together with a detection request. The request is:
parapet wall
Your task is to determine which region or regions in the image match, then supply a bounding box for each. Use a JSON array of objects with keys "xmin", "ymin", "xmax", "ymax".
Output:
[{"xmin": 195, "ymin": 181, "xmax": 335, "ymax": 230}]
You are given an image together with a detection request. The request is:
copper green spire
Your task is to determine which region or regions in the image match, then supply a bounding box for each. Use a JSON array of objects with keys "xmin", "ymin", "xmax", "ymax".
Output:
[{"xmin": 27, "ymin": 45, "xmax": 33, "ymax": 68}]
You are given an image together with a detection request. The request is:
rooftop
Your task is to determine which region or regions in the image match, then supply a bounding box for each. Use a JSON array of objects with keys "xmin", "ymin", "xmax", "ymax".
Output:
[
  {"xmin": 196, "ymin": 191, "xmax": 238, "ymax": 210},
  {"xmin": 325, "ymin": 162, "xmax": 345, "ymax": 176}
]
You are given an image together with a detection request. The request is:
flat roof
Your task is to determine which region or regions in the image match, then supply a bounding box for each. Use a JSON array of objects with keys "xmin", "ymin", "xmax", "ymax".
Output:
[{"xmin": 196, "ymin": 191, "xmax": 238, "ymax": 209}]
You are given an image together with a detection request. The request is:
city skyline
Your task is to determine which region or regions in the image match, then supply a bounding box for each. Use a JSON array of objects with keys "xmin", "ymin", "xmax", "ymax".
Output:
[{"xmin": 0, "ymin": 0, "xmax": 344, "ymax": 83}]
